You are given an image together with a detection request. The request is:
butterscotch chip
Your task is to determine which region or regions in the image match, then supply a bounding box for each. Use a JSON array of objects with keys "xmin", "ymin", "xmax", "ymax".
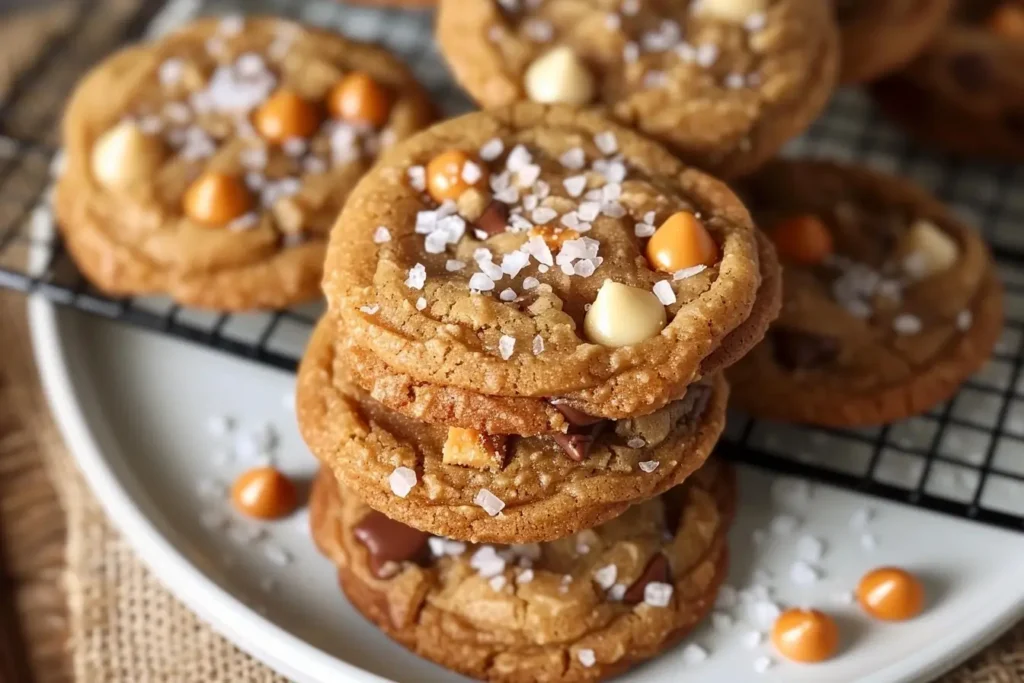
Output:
[
  {"xmin": 832, "ymin": 0, "xmax": 952, "ymax": 84},
  {"xmin": 55, "ymin": 16, "xmax": 433, "ymax": 311},
  {"xmin": 729, "ymin": 160, "xmax": 1002, "ymax": 427},
  {"xmin": 308, "ymin": 459, "xmax": 735, "ymax": 681},
  {"xmin": 436, "ymin": 0, "xmax": 838, "ymax": 178},
  {"xmin": 296, "ymin": 315, "xmax": 729, "ymax": 544}
]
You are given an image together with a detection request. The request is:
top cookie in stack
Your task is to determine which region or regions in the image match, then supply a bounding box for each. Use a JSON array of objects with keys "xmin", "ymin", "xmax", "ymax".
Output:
[{"xmin": 298, "ymin": 103, "xmax": 780, "ymax": 543}]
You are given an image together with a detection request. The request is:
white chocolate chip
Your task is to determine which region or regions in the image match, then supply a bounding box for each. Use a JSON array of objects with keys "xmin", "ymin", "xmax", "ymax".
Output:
[
  {"xmin": 584, "ymin": 279, "xmax": 667, "ymax": 347},
  {"xmin": 90, "ymin": 120, "xmax": 164, "ymax": 190},
  {"xmin": 900, "ymin": 219, "xmax": 959, "ymax": 280},
  {"xmin": 524, "ymin": 46, "xmax": 596, "ymax": 106},
  {"xmin": 696, "ymin": 0, "xmax": 768, "ymax": 23}
]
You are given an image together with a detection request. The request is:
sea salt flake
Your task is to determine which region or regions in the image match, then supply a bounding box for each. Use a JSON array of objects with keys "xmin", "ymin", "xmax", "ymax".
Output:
[
  {"xmin": 462, "ymin": 160, "xmax": 483, "ymax": 184},
  {"xmin": 711, "ymin": 612, "xmax": 733, "ymax": 632},
  {"xmin": 833, "ymin": 590, "xmax": 855, "ymax": 605},
  {"xmin": 470, "ymin": 546, "xmax": 507, "ymax": 577},
  {"xmin": 506, "ymin": 144, "xmax": 533, "ymax": 172},
  {"xmin": 850, "ymin": 507, "xmax": 873, "ymax": 529},
  {"xmin": 469, "ymin": 273, "xmax": 496, "ymax": 292},
  {"xmin": 498, "ymin": 335, "xmax": 516, "ymax": 360},
  {"xmin": 789, "ymin": 561, "xmax": 821, "ymax": 585},
  {"xmin": 680, "ymin": 644, "xmax": 707, "ymax": 666},
  {"xmin": 563, "ymin": 175, "xmax": 587, "ymax": 197},
  {"xmin": 742, "ymin": 630, "xmax": 763, "ymax": 649},
  {"xmin": 638, "ymin": 460, "xmax": 659, "ymax": 473},
  {"xmin": 653, "ymin": 280, "xmax": 676, "ymax": 305},
  {"xmin": 623, "ymin": 41, "xmax": 640, "ymax": 63},
  {"xmin": 406, "ymin": 263, "xmax": 427, "ymax": 290},
  {"xmin": 475, "ymin": 489, "xmax": 505, "ymax": 516},
  {"xmin": 644, "ymin": 581, "xmax": 673, "ymax": 607},
  {"xmin": 532, "ymin": 207, "xmax": 558, "ymax": 224},
  {"xmin": 446, "ymin": 259, "xmax": 466, "ymax": 272},
  {"xmin": 574, "ymin": 260, "xmax": 597, "ymax": 277},
  {"xmin": 532, "ymin": 335, "xmax": 545, "ymax": 355},
  {"xmin": 407, "ymin": 165, "xmax": 426, "ymax": 192},
  {"xmin": 628, "ymin": 438, "xmax": 647, "ymax": 449},
  {"xmin": 360, "ymin": 304, "xmax": 380, "ymax": 315},
  {"xmin": 489, "ymin": 575, "xmax": 507, "ymax": 591},
  {"xmin": 635, "ymin": 223, "xmax": 656, "ymax": 238},
  {"xmin": 715, "ymin": 585, "xmax": 738, "ymax": 609},
  {"xmin": 594, "ymin": 564, "xmax": 618, "ymax": 589},
  {"xmin": 753, "ymin": 656, "xmax": 774, "ymax": 673},
  {"xmin": 263, "ymin": 544, "xmax": 292, "ymax": 567},
  {"xmin": 796, "ymin": 536, "xmax": 825, "ymax": 563},
  {"xmin": 373, "ymin": 226, "xmax": 391, "ymax": 244},
  {"xmin": 594, "ymin": 132, "xmax": 618, "ymax": 155},
  {"xmin": 750, "ymin": 600, "xmax": 781, "ymax": 628},
  {"xmin": 560, "ymin": 147, "xmax": 586, "ymax": 170},
  {"xmin": 523, "ymin": 276, "xmax": 541, "ymax": 290},
  {"xmin": 499, "ymin": 288, "xmax": 518, "ymax": 302},
  {"xmin": 577, "ymin": 649, "xmax": 596, "ymax": 668},
  {"xmin": 893, "ymin": 313, "xmax": 922, "ymax": 335},
  {"xmin": 861, "ymin": 533, "xmax": 878, "ymax": 550},
  {"xmin": 389, "ymin": 467, "xmax": 417, "ymax": 497},
  {"xmin": 957, "ymin": 309, "xmax": 973, "ymax": 331},
  {"xmin": 416, "ymin": 297, "xmax": 427, "ymax": 311},
  {"xmin": 517, "ymin": 568, "xmax": 535, "ymax": 584},
  {"xmin": 480, "ymin": 138, "xmax": 504, "ymax": 161}
]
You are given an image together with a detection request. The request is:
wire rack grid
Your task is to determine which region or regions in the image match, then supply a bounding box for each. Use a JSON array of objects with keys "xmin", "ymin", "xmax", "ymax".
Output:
[{"xmin": 2, "ymin": 0, "xmax": 1024, "ymax": 533}]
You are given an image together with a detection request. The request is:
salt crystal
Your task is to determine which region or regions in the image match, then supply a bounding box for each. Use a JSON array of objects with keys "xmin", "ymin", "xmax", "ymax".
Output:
[
  {"xmin": 407, "ymin": 165, "xmax": 426, "ymax": 192},
  {"xmin": 506, "ymin": 144, "xmax": 532, "ymax": 172},
  {"xmin": 957, "ymin": 310, "xmax": 973, "ymax": 331},
  {"xmin": 789, "ymin": 561, "xmax": 820, "ymax": 585},
  {"xmin": 577, "ymin": 649, "xmax": 596, "ymax": 668},
  {"xmin": 474, "ymin": 489, "xmax": 505, "ymax": 516},
  {"xmin": 893, "ymin": 313, "xmax": 923, "ymax": 335},
  {"xmin": 849, "ymin": 507, "xmax": 872, "ymax": 529},
  {"xmin": 517, "ymin": 568, "xmax": 535, "ymax": 584},
  {"xmin": 416, "ymin": 297, "xmax": 427, "ymax": 311},
  {"xmin": 635, "ymin": 223, "xmax": 656, "ymax": 238},
  {"xmin": 753, "ymin": 656, "xmax": 774, "ymax": 673},
  {"xmin": 563, "ymin": 175, "xmax": 587, "ymax": 197},
  {"xmin": 741, "ymin": 631, "xmax": 763, "ymax": 649},
  {"xmin": 499, "ymin": 288, "xmax": 517, "ymax": 302},
  {"xmin": 751, "ymin": 600, "xmax": 781, "ymax": 628},
  {"xmin": 462, "ymin": 160, "xmax": 483, "ymax": 184},
  {"xmin": 644, "ymin": 581, "xmax": 673, "ymax": 607},
  {"xmin": 263, "ymin": 544, "xmax": 291, "ymax": 567},
  {"xmin": 833, "ymin": 591, "xmax": 855, "ymax": 605},
  {"xmin": 489, "ymin": 575, "xmax": 507, "ymax": 591},
  {"xmin": 594, "ymin": 564, "xmax": 618, "ymax": 589},
  {"xmin": 360, "ymin": 304, "xmax": 380, "ymax": 315},
  {"xmin": 623, "ymin": 42, "xmax": 640, "ymax": 63},
  {"xmin": 523, "ymin": 276, "xmax": 541, "ymax": 290},
  {"xmin": 532, "ymin": 207, "xmax": 558, "ymax": 224},
  {"xmin": 715, "ymin": 585, "xmax": 738, "ymax": 609},
  {"xmin": 469, "ymin": 273, "xmax": 496, "ymax": 292},
  {"xmin": 861, "ymin": 533, "xmax": 877, "ymax": 550},
  {"xmin": 498, "ymin": 335, "xmax": 516, "ymax": 360},
  {"xmin": 373, "ymin": 226, "xmax": 391, "ymax": 244},
  {"xmin": 560, "ymin": 148, "xmax": 586, "ymax": 170},
  {"xmin": 207, "ymin": 415, "xmax": 234, "ymax": 436},
  {"xmin": 446, "ymin": 259, "xmax": 466, "ymax": 272},
  {"xmin": 653, "ymin": 280, "xmax": 676, "ymax": 305},
  {"xmin": 406, "ymin": 263, "xmax": 427, "ymax": 290},
  {"xmin": 796, "ymin": 536, "xmax": 825, "ymax": 563},
  {"xmin": 711, "ymin": 612, "xmax": 733, "ymax": 632},
  {"xmin": 480, "ymin": 138, "xmax": 504, "ymax": 161},
  {"xmin": 680, "ymin": 644, "xmax": 707, "ymax": 666},
  {"xmin": 470, "ymin": 546, "xmax": 506, "ymax": 577},
  {"xmin": 389, "ymin": 467, "xmax": 417, "ymax": 497},
  {"xmin": 696, "ymin": 43, "xmax": 719, "ymax": 67}
]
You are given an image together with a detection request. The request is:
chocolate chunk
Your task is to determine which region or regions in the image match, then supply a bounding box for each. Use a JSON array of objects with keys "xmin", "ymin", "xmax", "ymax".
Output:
[
  {"xmin": 771, "ymin": 328, "xmax": 840, "ymax": 371},
  {"xmin": 552, "ymin": 432, "xmax": 595, "ymax": 462},
  {"xmin": 949, "ymin": 53, "xmax": 991, "ymax": 92},
  {"xmin": 623, "ymin": 554, "xmax": 672, "ymax": 604},
  {"xmin": 549, "ymin": 399, "xmax": 603, "ymax": 428},
  {"xmin": 353, "ymin": 510, "xmax": 431, "ymax": 578},
  {"xmin": 475, "ymin": 200, "xmax": 509, "ymax": 237}
]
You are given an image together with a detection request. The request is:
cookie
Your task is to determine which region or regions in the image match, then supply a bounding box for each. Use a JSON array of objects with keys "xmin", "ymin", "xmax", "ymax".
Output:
[
  {"xmin": 55, "ymin": 16, "xmax": 433, "ymax": 310},
  {"xmin": 323, "ymin": 103, "xmax": 774, "ymax": 428},
  {"xmin": 872, "ymin": 1, "xmax": 1024, "ymax": 160},
  {"xmin": 337, "ymin": 228, "xmax": 779, "ymax": 436},
  {"xmin": 833, "ymin": 0, "xmax": 952, "ymax": 84},
  {"xmin": 297, "ymin": 315, "xmax": 729, "ymax": 543},
  {"xmin": 310, "ymin": 459, "xmax": 734, "ymax": 682},
  {"xmin": 728, "ymin": 160, "xmax": 1003, "ymax": 427},
  {"xmin": 435, "ymin": 0, "xmax": 838, "ymax": 178}
]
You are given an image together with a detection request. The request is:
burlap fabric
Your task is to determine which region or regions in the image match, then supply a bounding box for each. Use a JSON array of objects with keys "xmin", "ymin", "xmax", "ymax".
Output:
[{"xmin": 0, "ymin": 4, "xmax": 1021, "ymax": 683}]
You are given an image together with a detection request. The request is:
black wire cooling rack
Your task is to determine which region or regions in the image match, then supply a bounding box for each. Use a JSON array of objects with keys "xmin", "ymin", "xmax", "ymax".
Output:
[{"xmin": 2, "ymin": 0, "xmax": 1024, "ymax": 533}]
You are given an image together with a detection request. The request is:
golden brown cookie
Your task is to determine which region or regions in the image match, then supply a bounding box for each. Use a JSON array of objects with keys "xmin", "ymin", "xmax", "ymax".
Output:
[
  {"xmin": 833, "ymin": 0, "xmax": 952, "ymax": 84},
  {"xmin": 323, "ymin": 103, "xmax": 773, "ymax": 426},
  {"xmin": 337, "ymin": 229, "xmax": 779, "ymax": 436},
  {"xmin": 55, "ymin": 16, "xmax": 433, "ymax": 310},
  {"xmin": 728, "ymin": 161, "xmax": 1003, "ymax": 427},
  {"xmin": 435, "ymin": 0, "xmax": 839, "ymax": 178},
  {"xmin": 297, "ymin": 315, "xmax": 729, "ymax": 543},
  {"xmin": 872, "ymin": 1, "xmax": 1024, "ymax": 160},
  {"xmin": 310, "ymin": 459, "xmax": 734, "ymax": 682}
]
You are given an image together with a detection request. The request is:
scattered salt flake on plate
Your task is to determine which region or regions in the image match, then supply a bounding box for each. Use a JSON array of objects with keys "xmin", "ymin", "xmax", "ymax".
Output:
[
  {"xmin": 594, "ymin": 564, "xmax": 618, "ymax": 589},
  {"xmin": 389, "ymin": 467, "xmax": 417, "ymax": 497},
  {"xmin": 653, "ymin": 280, "xmax": 676, "ymax": 305},
  {"xmin": 771, "ymin": 477, "xmax": 811, "ymax": 504},
  {"xmin": 638, "ymin": 460, "xmax": 659, "ymax": 473},
  {"xmin": 680, "ymin": 644, "xmax": 707, "ymax": 666},
  {"xmin": 644, "ymin": 581, "xmax": 673, "ymax": 607},
  {"xmin": 373, "ymin": 226, "xmax": 391, "ymax": 244},
  {"xmin": 360, "ymin": 304, "xmax": 380, "ymax": 315},
  {"xmin": 753, "ymin": 656, "xmax": 774, "ymax": 673},
  {"xmin": 532, "ymin": 335, "xmax": 545, "ymax": 355},
  {"xmin": 711, "ymin": 612, "xmax": 733, "ymax": 632},
  {"xmin": 416, "ymin": 297, "xmax": 427, "ymax": 311},
  {"xmin": 741, "ymin": 631, "xmax": 763, "ymax": 649},
  {"xmin": 789, "ymin": 561, "xmax": 821, "ymax": 585},
  {"xmin": 861, "ymin": 532, "xmax": 878, "ymax": 550},
  {"xmin": 475, "ymin": 489, "xmax": 505, "ymax": 516},
  {"xmin": 750, "ymin": 600, "xmax": 781, "ymax": 628},
  {"xmin": 850, "ymin": 507, "xmax": 873, "ymax": 529},
  {"xmin": 406, "ymin": 263, "xmax": 427, "ymax": 290},
  {"xmin": 577, "ymin": 649, "xmax": 597, "ymax": 668},
  {"xmin": 207, "ymin": 415, "xmax": 234, "ymax": 436},
  {"xmin": 796, "ymin": 535, "xmax": 825, "ymax": 563},
  {"xmin": 770, "ymin": 514, "xmax": 800, "ymax": 535},
  {"xmin": 489, "ymin": 575, "xmax": 507, "ymax": 591},
  {"xmin": 833, "ymin": 591, "xmax": 855, "ymax": 605},
  {"xmin": 715, "ymin": 585, "xmax": 738, "ymax": 609},
  {"xmin": 498, "ymin": 335, "xmax": 516, "ymax": 360},
  {"xmin": 517, "ymin": 568, "xmax": 535, "ymax": 584}
]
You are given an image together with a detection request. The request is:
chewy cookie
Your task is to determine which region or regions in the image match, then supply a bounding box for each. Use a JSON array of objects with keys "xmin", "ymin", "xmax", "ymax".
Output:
[
  {"xmin": 872, "ymin": 1, "xmax": 1024, "ymax": 160},
  {"xmin": 323, "ymin": 103, "xmax": 776, "ymax": 431},
  {"xmin": 310, "ymin": 459, "xmax": 734, "ymax": 682},
  {"xmin": 833, "ymin": 0, "xmax": 952, "ymax": 84},
  {"xmin": 55, "ymin": 16, "xmax": 433, "ymax": 310},
  {"xmin": 297, "ymin": 315, "xmax": 729, "ymax": 543},
  {"xmin": 728, "ymin": 161, "xmax": 1003, "ymax": 427},
  {"xmin": 435, "ymin": 0, "xmax": 838, "ymax": 178}
]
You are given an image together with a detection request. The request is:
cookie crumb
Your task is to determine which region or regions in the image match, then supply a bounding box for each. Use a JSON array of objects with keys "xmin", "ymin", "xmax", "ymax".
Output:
[
  {"xmin": 388, "ymin": 467, "xmax": 417, "ymax": 498},
  {"xmin": 474, "ymin": 488, "xmax": 505, "ymax": 516},
  {"xmin": 577, "ymin": 649, "xmax": 597, "ymax": 668}
]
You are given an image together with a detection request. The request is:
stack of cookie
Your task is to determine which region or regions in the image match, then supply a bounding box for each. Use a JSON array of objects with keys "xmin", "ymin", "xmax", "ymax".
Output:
[
  {"xmin": 55, "ymin": 16, "xmax": 434, "ymax": 310},
  {"xmin": 297, "ymin": 103, "xmax": 782, "ymax": 678}
]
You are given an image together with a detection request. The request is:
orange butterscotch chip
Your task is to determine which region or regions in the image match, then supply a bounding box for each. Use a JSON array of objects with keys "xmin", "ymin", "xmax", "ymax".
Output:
[
  {"xmin": 771, "ymin": 608, "xmax": 839, "ymax": 664},
  {"xmin": 645, "ymin": 211, "xmax": 718, "ymax": 273},
  {"xmin": 253, "ymin": 90, "xmax": 321, "ymax": 144},
  {"xmin": 529, "ymin": 224, "xmax": 580, "ymax": 251},
  {"xmin": 231, "ymin": 467, "xmax": 299, "ymax": 520},
  {"xmin": 989, "ymin": 3, "xmax": 1024, "ymax": 39},
  {"xmin": 857, "ymin": 567, "xmax": 925, "ymax": 621},
  {"xmin": 328, "ymin": 72, "xmax": 392, "ymax": 128},
  {"xmin": 770, "ymin": 214, "xmax": 834, "ymax": 266},
  {"xmin": 425, "ymin": 150, "xmax": 487, "ymax": 203},
  {"xmin": 182, "ymin": 172, "xmax": 252, "ymax": 227},
  {"xmin": 442, "ymin": 427, "xmax": 508, "ymax": 471}
]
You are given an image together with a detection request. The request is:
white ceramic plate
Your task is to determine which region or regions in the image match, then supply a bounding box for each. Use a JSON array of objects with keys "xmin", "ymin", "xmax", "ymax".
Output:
[{"xmin": 29, "ymin": 298, "xmax": 1024, "ymax": 682}]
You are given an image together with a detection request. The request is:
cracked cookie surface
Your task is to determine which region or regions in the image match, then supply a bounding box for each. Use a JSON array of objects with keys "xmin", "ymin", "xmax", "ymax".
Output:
[
  {"xmin": 728, "ymin": 160, "xmax": 1002, "ymax": 427},
  {"xmin": 310, "ymin": 459, "xmax": 733, "ymax": 682},
  {"xmin": 56, "ymin": 16, "xmax": 433, "ymax": 310}
]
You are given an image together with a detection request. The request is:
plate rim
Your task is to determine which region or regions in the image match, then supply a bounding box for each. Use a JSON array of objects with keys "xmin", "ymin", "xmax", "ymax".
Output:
[{"xmin": 28, "ymin": 297, "xmax": 1024, "ymax": 683}]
